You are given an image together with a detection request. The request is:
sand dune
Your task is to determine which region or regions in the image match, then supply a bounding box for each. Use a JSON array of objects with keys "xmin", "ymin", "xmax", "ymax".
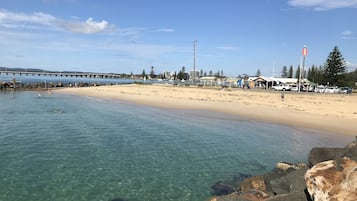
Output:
[{"xmin": 58, "ymin": 84, "xmax": 357, "ymax": 136}]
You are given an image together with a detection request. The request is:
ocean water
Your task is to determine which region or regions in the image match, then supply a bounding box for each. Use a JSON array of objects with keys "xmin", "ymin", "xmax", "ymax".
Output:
[{"xmin": 0, "ymin": 91, "xmax": 351, "ymax": 201}]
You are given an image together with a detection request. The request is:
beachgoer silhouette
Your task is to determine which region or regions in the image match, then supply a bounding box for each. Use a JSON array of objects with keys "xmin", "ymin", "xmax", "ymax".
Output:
[{"xmin": 281, "ymin": 90, "xmax": 285, "ymax": 101}]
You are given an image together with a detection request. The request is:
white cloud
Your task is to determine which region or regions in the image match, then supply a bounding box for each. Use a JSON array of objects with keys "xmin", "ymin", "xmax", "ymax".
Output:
[
  {"xmin": 288, "ymin": 0, "xmax": 357, "ymax": 11},
  {"xmin": 153, "ymin": 28, "xmax": 175, "ymax": 33},
  {"xmin": 341, "ymin": 30, "xmax": 355, "ymax": 39},
  {"xmin": 342, "ymin": 30, "xmax": 353, "ymax": 35},
  {"xmin": 56, "ymin": 17, "xmax": 110, "ymax": 34},
  {"xmin": 345, "ymin": 61, "xmax": 357, "ymax": 71},
  {"xmin": 216, "ymin": 46, "xmax": 239, "ymax": 51},
  {"xmin": 0, "ymin": 9, "xmax": 112, "ymax": 34}
]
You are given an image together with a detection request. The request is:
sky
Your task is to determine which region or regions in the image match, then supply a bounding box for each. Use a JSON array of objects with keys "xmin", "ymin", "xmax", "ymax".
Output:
[{"xmin": 0, "ymin": 0, "xmax": 357, "ymax": 77}]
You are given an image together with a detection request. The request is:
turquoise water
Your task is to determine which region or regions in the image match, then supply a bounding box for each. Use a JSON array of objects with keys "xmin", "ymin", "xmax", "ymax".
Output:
[{"xmin": 0, "ymin": 91, "xmax": 351, "ymax": 201}]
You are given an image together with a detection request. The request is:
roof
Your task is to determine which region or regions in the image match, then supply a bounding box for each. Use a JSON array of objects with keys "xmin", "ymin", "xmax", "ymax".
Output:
[{"xmin": 200, "ymin": 76, "xmax": 217, "ymax": 80}]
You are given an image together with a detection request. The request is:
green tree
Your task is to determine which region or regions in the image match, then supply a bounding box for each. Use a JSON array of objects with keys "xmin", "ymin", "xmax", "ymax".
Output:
[
  {"xmin": 150, "ymin": 66, "xmax": 155, "ymax": 78},
  {"xmin": 281, "ymin": 66, "xmax": 288, "ymax": 78},
  {"xmin": 209, "ymin": 70, "xmax": 213, "ymax": 77},
  {"xmin": 288, "ymin": 65, "xmax": 293, "ymax": 78},
  {"xmin": 323, "ymin": 46, "xmax": 346, "ymax": 86},
  {"xmin": 307, "ymin": 64, "xmax": 324, "ymax": 83},
  {"xmin": 141, "ymin": 69, "xmax": 146, "ymax": 79},
  {"xmin": 177, "ymin": 66, "xmax": 186, "ymax": 80},
  {"xmin": 215, "ymin": 70, "xmax": 220, "ymax": 77},
  {"xmin": 256, "ymin": 69, "xmax": 261, "ymax": 77},
  {"xmin": 307, "ymin": 65, "xmax": 315, "ymax": 82}
]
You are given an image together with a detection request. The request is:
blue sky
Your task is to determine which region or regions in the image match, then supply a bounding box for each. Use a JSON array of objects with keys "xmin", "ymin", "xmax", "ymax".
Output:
[{"xmin": 0, "ymin": 0, "xmax": 357, "ymax": 77}]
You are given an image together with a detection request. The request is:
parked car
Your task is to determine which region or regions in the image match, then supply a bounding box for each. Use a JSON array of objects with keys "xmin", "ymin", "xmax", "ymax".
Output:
[
  {"xmin": 325, "ymin": 86, "xmax": 339, "ymax": 93},
  {"xmin": 290, "ymin": 84, "xmax": 304, "ymax": 92},
  {"xmin": 314, "ymin": 85, "xmax": 326, "ymax": 93},
  {"xmin": 338, "ymin": 87, "xmax": 352, "ymax": 94},
  {"xmin": 272, "ymin": 84, "xmax": 291, "ymax": 91}
]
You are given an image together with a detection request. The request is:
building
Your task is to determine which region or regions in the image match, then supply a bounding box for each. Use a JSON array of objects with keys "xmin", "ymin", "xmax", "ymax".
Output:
[{"xmin": 189, "ymin": 70, "xmax": 200, "ymax": 82}]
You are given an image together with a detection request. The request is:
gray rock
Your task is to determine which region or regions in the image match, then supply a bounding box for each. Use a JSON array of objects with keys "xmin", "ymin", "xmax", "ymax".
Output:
[
  {"xmin": 267, "ymin": 191, "xmax": 310, "ymax": 201},
  {"xmin": 269, "ymin": 168, "xmax": 307, "ymax": 195},
  {"xmin": 307, "ymin": 147, "xmax": 345, "ymax": 166}
]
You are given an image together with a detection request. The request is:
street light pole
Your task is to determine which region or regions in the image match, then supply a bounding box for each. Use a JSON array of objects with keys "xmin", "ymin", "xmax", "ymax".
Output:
[{"xmin": 193, "ymin": 40, "xmax": 197, "ymax": 84}]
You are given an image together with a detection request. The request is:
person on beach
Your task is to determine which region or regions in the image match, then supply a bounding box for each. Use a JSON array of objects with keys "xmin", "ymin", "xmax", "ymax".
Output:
[{"xmin": 281, "ymin": 89, "xmax": 285, "ymax": 101}]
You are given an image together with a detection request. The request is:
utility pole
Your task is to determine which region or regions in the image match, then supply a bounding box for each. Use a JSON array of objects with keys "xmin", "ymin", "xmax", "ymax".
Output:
[
  {"xmin": 299, "ymin": 45, "xmax": 308, "ymax": 92},
  {"xmin": 193, "ymin": 40, "xmax": 197, "ymax": 84}
]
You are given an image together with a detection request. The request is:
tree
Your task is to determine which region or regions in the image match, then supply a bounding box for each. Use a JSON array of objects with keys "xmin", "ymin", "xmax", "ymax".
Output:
[
  {"xmin": 209, "ymin": 70, "xmax": 213, "ymax": 77},
  {"xmin": 177, "ymin": 66, "xmax": 186, "ymax": 80},
  {"xmin": 323, "ymin": 46, "xmax": 346, "ymax": 86},
  {"xmin": 281, "ymin": 66, "xmax": 288, "ymax": 78},
  {"xmin": 141, "ymin": 69, "xmax": 146, "ymax": 79},
  {"xmin": 221, "ymin": 70, "xmax": 224, "ymax": 77},
  {"xmin": 307, "ymin": 64, "xmax": 324, "ymax": 83},
  {"xmin": 216, "ymin": 70, "xmax": 220, "ymax": 77},
  {"xmin": 288, "ymin": 65, "xmax": 293, "ymax": 78},
  {"xmin": 200, "ymin": 69, "xmax": 203, "ymax": 77},
  {"xmin": 150, "ymin": 66, "xmax": 155, "ymax": 78},
  {"xmin": 256, "ymin": 69, "xmax": 261, "ymax": 77}
]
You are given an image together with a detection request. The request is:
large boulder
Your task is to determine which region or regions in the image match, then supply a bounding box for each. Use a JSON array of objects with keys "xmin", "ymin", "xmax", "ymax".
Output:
[
  {"xmin": 268, "ymin": 168, "xmax": 307, "ymax": 195},
  {"xmin": 341, "ymin": 138, "xmax": 357, "ymax": 161},
  {"xmin": 305, "ymin": 157, "xmax": 357, "ymax": 201},
  {"xmin": 267, "ymin": 191, "xmax": 310, "ymax": 201},
  {"xmin": 307, "ymin": 147, "xmax": 345, "ymax": 166},
  {"xmin": 263, "ymin": 162, "xmax": 307, "ymax": 195},
  {"xmin": 308, "ymin": 137, "xmax": 357, "ymax": 167},
  {"xmin": 239, "ymin": 175, "xmax": 267, "ymax": 192}
]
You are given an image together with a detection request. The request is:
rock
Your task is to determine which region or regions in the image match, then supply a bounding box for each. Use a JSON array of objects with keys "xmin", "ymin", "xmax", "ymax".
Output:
[
  {"xmin": 209, "ymin": 190, "xmax": 272, "ymax": 201},
  {"xmin": 308, "ymin": 137, "xmax": 357, "ymax": 167},
  {"xmin": 239, "ymin": 175, "xmax": 267, "ymax": 192},
  {"xmin": 237, "ymin": 190, "xmax": 272, "ymax": 201},
  {"xmin": 305, "ymin": 157, "xmax": 357, "ymax": 201},
  {"xmin": 233, "ymin": 173, "xmax": 252, "ymax": 184},
  {"xmin": 211, "ymin": 181, "xmax": 236, "ymax": 196},
  {"xmin": 267, "ymin": 191, "xmax": 310, "ymax": 201},
  {"xmin": 341, "ymin": 138, "xmax": 357, "ymax": 161},
  {"xmin": 307, "ymin": 147, "xmax": 345, "ymax": 166},
  {"xmin": 269, "ymin": 168, "xmax": 307, "ymax": 195},
  {"xmin": 263, "ymin": 162, "xmax": 306, "ymax": 195},
  {"xmin": 275, "ymin": 162, "xmax": 306, "ymax": 171}
]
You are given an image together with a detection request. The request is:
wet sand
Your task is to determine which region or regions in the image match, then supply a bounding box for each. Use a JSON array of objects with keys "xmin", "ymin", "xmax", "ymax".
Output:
[{"xmin": 58, "ymin": 84, "xmax": 357, "ymax": 136}]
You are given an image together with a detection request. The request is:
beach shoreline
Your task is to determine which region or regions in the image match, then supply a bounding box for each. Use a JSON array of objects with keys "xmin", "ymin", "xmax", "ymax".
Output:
[{"xmin": 57, "ymin": 84, "xmax": 357, "ymax": 136}]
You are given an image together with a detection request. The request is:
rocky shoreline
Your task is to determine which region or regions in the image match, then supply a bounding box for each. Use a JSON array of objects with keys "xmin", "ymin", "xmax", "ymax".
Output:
[{"xmin": 209, "ymin": 137, "xmax": 357, "ymax": 201}]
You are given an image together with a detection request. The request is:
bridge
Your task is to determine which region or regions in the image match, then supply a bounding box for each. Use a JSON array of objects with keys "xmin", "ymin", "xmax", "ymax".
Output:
[{"xmin": 0, "ymin": 70, "xmax": 122, "ymax": 79}]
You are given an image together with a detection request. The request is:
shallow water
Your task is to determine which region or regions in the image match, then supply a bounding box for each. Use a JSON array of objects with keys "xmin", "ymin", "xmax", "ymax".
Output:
[{"xmin": 0, "ymin": 91, "xmax": 351, "ymax": 201}]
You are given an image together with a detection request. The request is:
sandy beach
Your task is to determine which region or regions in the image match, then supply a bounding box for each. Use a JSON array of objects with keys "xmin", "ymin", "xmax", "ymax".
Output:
[{"xmin": 58, "ymin": 84, "xmax": 357, "ymax": 136}]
